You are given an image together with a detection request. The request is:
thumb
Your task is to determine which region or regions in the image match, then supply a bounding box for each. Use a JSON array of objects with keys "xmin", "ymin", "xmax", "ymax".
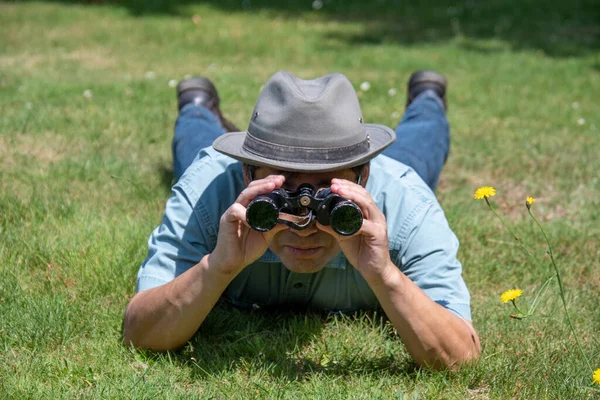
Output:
[{"xmin": 226, "ymin": 203, "xmax": 251, "ymax": 227}]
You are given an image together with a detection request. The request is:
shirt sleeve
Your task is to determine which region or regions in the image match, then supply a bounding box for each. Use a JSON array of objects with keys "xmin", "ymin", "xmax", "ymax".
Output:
[
  {"xmin": 394, "ymin": 201, "xmax": 472, "ymax": 321},
  {"xmin": 136, "ymin": 183, "xmax": 214, "ymax": 292}
]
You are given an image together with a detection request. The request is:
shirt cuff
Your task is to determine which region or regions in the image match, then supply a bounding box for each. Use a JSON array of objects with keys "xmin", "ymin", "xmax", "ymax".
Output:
[
  {"xmin": 136, "ymin": 275, "xmax": 169, "ymax": 293},
  {"xmin": 437, "ymin": 301, "xmax": 472, "ymax": 321}
]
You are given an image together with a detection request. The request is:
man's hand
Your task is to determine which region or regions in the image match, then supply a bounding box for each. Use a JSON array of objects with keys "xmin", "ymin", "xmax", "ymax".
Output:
[
  {"xmin": 318, "ymin": 178, "xmax": 393, "ymax": 284},
  {"xmin": 210, "ymin": 174, "xmax": 289, "ymax": 275}
]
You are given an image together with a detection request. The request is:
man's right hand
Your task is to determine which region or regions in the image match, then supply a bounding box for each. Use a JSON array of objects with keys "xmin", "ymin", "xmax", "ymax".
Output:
[
  {"xmin": 209, "ymin": 174, "xmax": 289, "ymax": 276},
  {"xmin": 123, "ymin": 175, "xmax": 289, "ymax": 350}
]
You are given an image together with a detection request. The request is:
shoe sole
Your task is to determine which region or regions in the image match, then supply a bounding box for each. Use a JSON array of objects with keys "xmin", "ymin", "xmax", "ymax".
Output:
[
  {"xmin": 408, "ymin": 70, "xmax": 447, "ymax": 91},
  {"xmin": 177, "ymin": 77, "xmax": 219, "ymax": 105}
]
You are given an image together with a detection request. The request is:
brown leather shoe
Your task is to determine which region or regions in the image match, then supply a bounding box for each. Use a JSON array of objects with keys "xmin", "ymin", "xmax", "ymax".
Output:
[
  {"xmin": 406, "ymin": 70, "xmax": 447, "ymax": 111},
  {"xmin": 177, "ymin": 77, "xmax": 240, "ymax": 132}
]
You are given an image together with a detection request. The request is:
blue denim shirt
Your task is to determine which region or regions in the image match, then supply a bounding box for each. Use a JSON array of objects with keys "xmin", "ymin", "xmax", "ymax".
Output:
[{"xmin": 137, "ymin": 147, "xmax": 472, "ymax": 320}]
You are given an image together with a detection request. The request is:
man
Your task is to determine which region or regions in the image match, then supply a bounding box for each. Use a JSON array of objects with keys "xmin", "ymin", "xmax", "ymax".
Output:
[{"xmin": 123, "ymin": 70, "xmax": 481, "ymax": 369}]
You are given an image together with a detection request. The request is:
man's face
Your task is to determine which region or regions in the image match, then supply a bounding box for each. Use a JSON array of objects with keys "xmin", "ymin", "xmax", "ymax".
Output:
[{"xmin": 251, "ymin": 166, "xmax": 362, "ymax": 273}]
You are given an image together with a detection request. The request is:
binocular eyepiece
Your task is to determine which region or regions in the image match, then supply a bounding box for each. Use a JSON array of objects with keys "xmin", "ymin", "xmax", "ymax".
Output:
[{"xmin": 246, "ymin": 184, "xmax": 363, "ymax": 236}]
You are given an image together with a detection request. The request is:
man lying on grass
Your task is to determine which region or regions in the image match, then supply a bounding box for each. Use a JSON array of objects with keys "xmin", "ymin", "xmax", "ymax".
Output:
[{"xmin": 123, "ymin": 70, "xmax": 481, "ymax": 369}]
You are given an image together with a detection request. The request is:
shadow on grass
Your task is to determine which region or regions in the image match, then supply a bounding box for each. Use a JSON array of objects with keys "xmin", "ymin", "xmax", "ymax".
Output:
[
  {"xmin": 9, "ymin": 0, "xmax": 600, "ymax": 58},
  {"xmin": 158, "ymin": 302, "xmax": 418, "ymax": 381},
  {"xmin": 157, "ymin": 163, "xmax": 175, "ymax": 193}
]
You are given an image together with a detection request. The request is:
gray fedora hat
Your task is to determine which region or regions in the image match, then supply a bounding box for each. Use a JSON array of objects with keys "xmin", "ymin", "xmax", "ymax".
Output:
[{"xmin": 212, "ymin": 71, "xmax": 396, "ymax": 172}]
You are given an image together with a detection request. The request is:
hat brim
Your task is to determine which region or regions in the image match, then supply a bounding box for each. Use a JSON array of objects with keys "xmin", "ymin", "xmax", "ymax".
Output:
[{"xmin": 212, "ymin": 124, "xmax": 396, "ymax": 173}]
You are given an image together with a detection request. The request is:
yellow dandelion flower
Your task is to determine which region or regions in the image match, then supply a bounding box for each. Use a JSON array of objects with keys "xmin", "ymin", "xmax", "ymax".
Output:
[
  {"xmin": 593, "ymin": 368, "xmax": 600, "ymax": 386},
  {"xmin": 526, "ymin": 196, "xmax": 535, "ymax": 205},
  {"xmin": 474, "ymin": 186, "xmax": 496, "ymax": 200},
  {"xmin": 501, "ymin": 289, "xmax": 522, "ymax": 303}
]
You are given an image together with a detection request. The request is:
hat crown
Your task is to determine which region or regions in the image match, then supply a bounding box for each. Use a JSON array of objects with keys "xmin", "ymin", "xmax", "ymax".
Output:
[{"xmin": 247, "ymin": 71, "xmax": 366, "ymax": 148}]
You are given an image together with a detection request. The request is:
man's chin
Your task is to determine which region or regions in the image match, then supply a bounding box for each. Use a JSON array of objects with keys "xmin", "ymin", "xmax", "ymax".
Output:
[{"xmin": 282, "ymin": 261, "xmax": 326, "ymax": 274}]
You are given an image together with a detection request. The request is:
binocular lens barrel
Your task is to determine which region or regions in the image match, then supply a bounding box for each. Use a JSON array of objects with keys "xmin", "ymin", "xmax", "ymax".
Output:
[
  {"xmin": 330, "ymin": 202, "xmax": 363, "ymax": 235},
  {"xmin": 246, "ymin": 198, "xmax": 279, "ymax": 231}
]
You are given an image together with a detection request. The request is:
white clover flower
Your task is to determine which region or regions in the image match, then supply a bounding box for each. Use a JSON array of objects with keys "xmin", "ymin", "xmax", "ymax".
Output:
[
  {"xmin": 144, "ymin": 71, "xmax": 156, "ymax": 80},
  {"xmin": 571, "ymin": 101, "xmax": 580, "ymax": 109},
  {"xmin": 577, "ymin": 118, "xmax": 585, "ymax": 126},
  {"xmin": 388, "ymin": 88, "xmax": 397, "ymax": 96},
  {"xmin": 168, "ymin": 79, "xmax": 178, "ymax": 88},
  {"xmin": 360, "ymin": 81, "xmax": 371, "ymax": 92},
  {"xmin": 391, "ymin": 111, "xmax": 400, "ymax": 119},
  {"xmin": 83, "ymin": 89, "xmax": 93, "ymax": 99},
  {"xmin": 312, "ymin": 0, "xmax": 323, "ymax": 10}
]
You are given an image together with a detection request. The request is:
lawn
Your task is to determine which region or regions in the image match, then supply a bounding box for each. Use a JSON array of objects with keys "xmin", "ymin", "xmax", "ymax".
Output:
[{"xmin": 1, "ymin": 0, "xmax": 599, "ymax": 398}]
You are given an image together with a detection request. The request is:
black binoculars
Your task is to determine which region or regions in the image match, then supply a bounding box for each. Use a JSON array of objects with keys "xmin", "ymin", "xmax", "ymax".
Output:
[{"xmin": 246, "ymin": 184, "xmax": 363, "ymax": 236}]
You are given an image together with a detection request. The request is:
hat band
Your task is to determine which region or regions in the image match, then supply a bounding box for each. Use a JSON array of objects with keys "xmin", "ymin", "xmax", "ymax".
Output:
[{"xmin": 243, "ymin": 132, "xmax": 370, "ymax": 163}]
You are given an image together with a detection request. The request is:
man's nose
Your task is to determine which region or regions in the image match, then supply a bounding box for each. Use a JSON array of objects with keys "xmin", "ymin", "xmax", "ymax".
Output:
[{"xmin": 290, "ymin": 222, "xmax": 319, "ymax": 237}]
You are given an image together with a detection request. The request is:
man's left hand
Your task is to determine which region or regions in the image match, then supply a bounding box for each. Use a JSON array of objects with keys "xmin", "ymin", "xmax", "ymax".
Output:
[{"xmin": 317, "ymin": 178, "xmax": 393, "ymax": 284}]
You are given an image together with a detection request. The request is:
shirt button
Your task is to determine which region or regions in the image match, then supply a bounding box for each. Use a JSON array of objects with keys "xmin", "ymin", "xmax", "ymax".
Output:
[{"xmin": 293, "ymin": 282, "xmax": 303, "ymax": 289}]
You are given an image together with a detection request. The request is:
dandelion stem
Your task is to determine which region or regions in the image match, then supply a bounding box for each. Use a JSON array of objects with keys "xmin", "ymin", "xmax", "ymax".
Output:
[
  {"xmin": 527, "ymin": 208, "xmax": 594, "ymax": 374},
  {"xmin": 527, "ymin": 274, "xmax": 555, "ymax": 316},
  {"xmin": 510, "ymin": 299, "xmax": 526, "ymax": 316},
  {"xmin": 484, "ymin": 197, "xmax": 545, "ymax": 270}
]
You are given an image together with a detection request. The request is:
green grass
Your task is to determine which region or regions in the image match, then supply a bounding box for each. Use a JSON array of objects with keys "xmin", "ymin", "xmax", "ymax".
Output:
[{"xmin": 1, "ymin": 0, "xmax": 599, "ymax": 398}]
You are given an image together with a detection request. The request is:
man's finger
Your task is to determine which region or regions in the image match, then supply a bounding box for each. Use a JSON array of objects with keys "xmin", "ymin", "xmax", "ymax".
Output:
[
  {"xmin": 235, "ymin": 176, "xmax": 284, "ymax": 206},
  {"xmin": 330, "ymin": 179, "xmax": 385, "ymax": 224},
  {"xmin": 247, "ymin": 174, "xmax": 285, "ymax": 188}
]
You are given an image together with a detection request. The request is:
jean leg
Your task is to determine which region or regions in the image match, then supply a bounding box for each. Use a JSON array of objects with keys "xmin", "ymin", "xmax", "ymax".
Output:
[
  {"xmin": 172, "ymin": 103, "xmax": 226, "ymax": 181},
  {"xmin": 382, "ymin": 90, "xmax": 449, "ymax": 191}
]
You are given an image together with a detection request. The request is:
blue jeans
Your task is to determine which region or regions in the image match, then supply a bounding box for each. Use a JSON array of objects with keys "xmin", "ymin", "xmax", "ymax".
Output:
[{"xmin": 172, "ymin": 90, "xmax": 449, "ymax": 190}]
